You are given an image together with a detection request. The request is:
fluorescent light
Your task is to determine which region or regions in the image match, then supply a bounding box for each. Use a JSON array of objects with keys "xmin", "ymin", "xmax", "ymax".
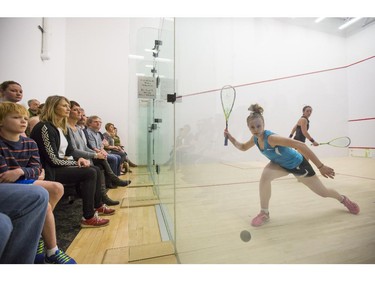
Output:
[
  {"xmin": 145, "ymin": 64, "xmax": 154, "ymax": 68},
  {"xmin": 315, "ymin": 17, "xmax": 325, "ymax": 23},
  {"xmin": 338, "ymin": 17, "xmax": 363, "ymax": 30},
  {"xmin": 135, "ymin": 73, "xmax": 145, "ymax": 76}
]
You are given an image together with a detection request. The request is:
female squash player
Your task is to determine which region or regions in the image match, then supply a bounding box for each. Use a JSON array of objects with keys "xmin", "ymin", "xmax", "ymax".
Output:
[
  {"xmin": 289, "ymin": 105, "xmax": 319, "ymax": 146},
  {"xmin": 224, "ymin": 104, "xmax": 359, "ymax": 227}
]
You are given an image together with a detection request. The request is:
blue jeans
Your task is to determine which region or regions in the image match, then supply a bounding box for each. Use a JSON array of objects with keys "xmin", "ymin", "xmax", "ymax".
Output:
[
  {"xmin": 0, "ymin": 213, "xmax": 12, "ymax": 258},
  {"xmin": 0, "ymin": 184, "xmax": 48, "ymax": 264},
  {"xmin": 107, "ymin": 153, "xmax": 121, "ymax": 176}
]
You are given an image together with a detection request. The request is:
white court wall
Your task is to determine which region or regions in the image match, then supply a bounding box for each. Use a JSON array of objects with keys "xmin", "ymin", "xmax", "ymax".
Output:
[
  {"xmin": 346, "ymin": 24, "xmax": 375, "ymax": 157},
  {"xmin": 0, "ymin": 18, "xmax": 66, "ymax": 108},
  {"xmin": 0, "ymin": 18, "xmax": 140, "ymax": 162},
  {"xmin": 1, "ymin": 18, "xmax": 374, "ymax": 164},
  {"xmin": 64, "ymin": 18, "xmax": 132, "ymax": 158},
  {"xmin": 175, "ymin": 18, "xmax": 351, "ymax": 163}
]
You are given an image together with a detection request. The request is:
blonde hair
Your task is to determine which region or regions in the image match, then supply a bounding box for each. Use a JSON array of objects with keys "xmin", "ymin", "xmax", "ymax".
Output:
[
  {"xmin": 39, "ymin": 95, "xmax": 70, "ymax": 134},
  {"xmin": 0, "ymin": 102, "xmax": 29, "ymax": 125},
  {"xmin": 247, "ymin": 103, "xmax": 264, "ymax": 124}
]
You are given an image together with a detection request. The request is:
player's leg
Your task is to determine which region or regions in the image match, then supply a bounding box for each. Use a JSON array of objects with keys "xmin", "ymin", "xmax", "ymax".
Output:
[
  {"xmin": 298, "ymin": 175, "xmax": 359, "ymax": 214},
  {"xmin": 252, "ymin": 162, "xmax": 289, "ymax": 227},
  {"xmin": 259, "ymin": 161, "xmax": 290, "ymax": 209},
  {"xmin": 299, "ymin": 175, "xmax": 342, "ymax": 200}
]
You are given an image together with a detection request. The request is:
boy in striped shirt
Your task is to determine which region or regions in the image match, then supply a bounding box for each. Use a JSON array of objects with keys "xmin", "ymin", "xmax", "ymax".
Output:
[{"xmin": 0, "ymin": 102, "xmax": 76, "ymax": 264}]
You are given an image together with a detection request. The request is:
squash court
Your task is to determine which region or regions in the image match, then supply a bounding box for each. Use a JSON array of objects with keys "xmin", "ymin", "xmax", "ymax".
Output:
[{"xmin": 66, "ymin": 156, "xmax": 375, "ymax": 264}]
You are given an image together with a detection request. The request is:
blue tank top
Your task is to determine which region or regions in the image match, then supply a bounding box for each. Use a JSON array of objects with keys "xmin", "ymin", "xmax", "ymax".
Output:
[{"xmin": 254, "ymin": 130, "xmax": 303, "ymax": 169}]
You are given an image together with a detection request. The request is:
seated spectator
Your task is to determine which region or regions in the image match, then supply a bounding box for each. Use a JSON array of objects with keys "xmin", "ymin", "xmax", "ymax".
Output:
[
  {"xmin": 0, "ymin": 102, "xmax": 76, "ymax": 264},
  {"xmin": 27, "ymin": 99, "xmax": 41, "ymax": 117},
  {"xmin": 103, "ymin": 123, "xmax": 128, "ymax": 173},
  {"xmin": 0, "ymin": 80, "xmax": 23, "ymax": 103},
  {"xmin": 27, "ymin": 103, "xmax": 44, "ymax": 136},
  {"xmin": 103, "ymin": 123, "xmax": 137, "ymax": 173},
  {"xmin": 77, "ymin": 108, "xmax": 87, "ymax": 129},
  {"xmin": 104, "ymin": 123, "xmax": 137, "ymax": 169},
  {"xmin": 85, "ymin": 116, "xmax": 122, "ymax": 177},
  {"xmin": 0, "ymin": 183, "xmax": 48, "ymax": 264},
  {"xmin": 67, "ymin": 101, "xmax": 130, "ymax": 205},
  {"xmin": 30, "ymin": 95, "xmax": 114, "ymax": 228}
]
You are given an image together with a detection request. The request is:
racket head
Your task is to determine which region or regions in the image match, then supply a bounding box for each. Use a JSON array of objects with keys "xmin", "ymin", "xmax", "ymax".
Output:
[
  {"xmin": 321, "ymin": 137, "xmax": 351, "ymax": 148},
  {"xmin": 221, "ymin": 85, "xmax": 235, "ymax": 146},
  {"xmin": 220, "ymin": 85, "xmax": 236, "ymax": 121}
]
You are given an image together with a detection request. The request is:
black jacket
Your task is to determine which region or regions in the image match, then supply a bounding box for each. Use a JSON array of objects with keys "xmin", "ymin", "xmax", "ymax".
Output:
[{"xmin": 30, "ymin": 121, "xmax": 78, "ymax": 181}]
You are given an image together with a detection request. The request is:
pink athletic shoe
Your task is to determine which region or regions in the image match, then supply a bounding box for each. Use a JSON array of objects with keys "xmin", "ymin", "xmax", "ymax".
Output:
[
  {"xmin": 251, "ymin": 211, "xmax": 270, "ymax": 227},
  {"xmin": 341, "ymin": 195, "xmax": 360, "ymax": 215}
]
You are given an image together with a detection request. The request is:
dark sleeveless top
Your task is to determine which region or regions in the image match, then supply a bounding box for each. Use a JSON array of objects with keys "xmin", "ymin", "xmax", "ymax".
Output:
[{"xmin": 294, "ymin": 116, "xmax": 309, "ymax": 143}]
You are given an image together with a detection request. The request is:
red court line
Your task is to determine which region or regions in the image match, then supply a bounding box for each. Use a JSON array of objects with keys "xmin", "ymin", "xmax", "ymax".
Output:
[
  {"xmin": 336, "ymin": 173, "xmax": 375, "ymax": 181},
  {"xmin": 177, "ymin": 177, "xmax": 296, "ymax": 189},
  {"xmin": 220, "ymin": 162, "xmax": 263, "ymax": 170},
  {"xmin": 177, "ymin": 55, "xmax": 375, "ymax": 99},
  {"xmin": 177, "ymin": 173, "xmax": 375, "ymax": 190},
  {"xmin": 349, "ymin": 146, "xmax": 375, "ymax": 149},
  {"xmin": 348, "ymin": 117, "xmax": 375, "ymax": 122},
  {"xmin": 177, "ymin": 173, "xmax": 375, "ymax": 189}
]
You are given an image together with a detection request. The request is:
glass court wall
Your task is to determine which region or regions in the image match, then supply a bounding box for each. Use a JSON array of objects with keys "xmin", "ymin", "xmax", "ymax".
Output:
[
  {"xmin": 130, "ymin": 17, "xmax": 375, "ymax": 263},
  {"xmin": 128, "ymin": 18, "xmax": 176, "ymax": 244}
]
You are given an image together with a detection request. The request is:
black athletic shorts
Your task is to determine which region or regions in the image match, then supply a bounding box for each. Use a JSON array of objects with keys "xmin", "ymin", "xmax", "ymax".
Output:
[{"xmin": 282, "ymin": 157, "xmax": 316, "ymax": 177}]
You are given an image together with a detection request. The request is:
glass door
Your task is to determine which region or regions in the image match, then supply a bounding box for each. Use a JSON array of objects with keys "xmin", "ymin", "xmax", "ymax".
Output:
[{"xmin": 128, "ymin": 18, "xmax": 176, "ymax": 245}]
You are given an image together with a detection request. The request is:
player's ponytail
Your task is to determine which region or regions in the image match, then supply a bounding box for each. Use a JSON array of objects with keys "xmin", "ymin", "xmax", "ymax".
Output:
[{"xmin": 247, "ymin": 104, "xmax": 264, "ymax": 124}]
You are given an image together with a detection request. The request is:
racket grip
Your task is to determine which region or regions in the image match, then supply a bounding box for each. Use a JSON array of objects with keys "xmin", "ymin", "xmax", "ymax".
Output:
[
  {"xmin": 224, "ymin": 135, "xmax": 228, "ymax": 146},
  {"xmin": 224, "ymin": 123, "xmax": 228, "ymax": 146}
]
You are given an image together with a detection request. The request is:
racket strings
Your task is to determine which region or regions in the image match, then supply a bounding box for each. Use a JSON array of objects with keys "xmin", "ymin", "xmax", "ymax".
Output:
[
  {"xmin": 221, "ymin": 87, "xmax": 236, "ymax": 119},
  {"xmin": 328, "ymin": 137, "xmax": 351, "ymax": 147}
]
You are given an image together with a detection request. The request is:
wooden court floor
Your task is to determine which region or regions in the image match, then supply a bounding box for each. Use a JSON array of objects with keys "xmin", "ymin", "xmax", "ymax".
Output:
[
  {"xmin": 65, "ymin": 167, "xmax": 171, "ymax": 264},
  {"xmin": 65, "ymin": 157, "xmax": 375, "ymax": 264},
  {"xmin": 174, "ymin": 157, "xmax": 375, "ymax": 263}
]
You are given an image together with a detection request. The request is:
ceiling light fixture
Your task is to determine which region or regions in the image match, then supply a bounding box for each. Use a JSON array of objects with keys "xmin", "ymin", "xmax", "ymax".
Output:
[
  {"xmin": 315, "ymin": 17, "xmax": 325, "ymax": 23},
  {"xmin": 338, "ymin": 17, "xmax": 363, "ymax": 30}
]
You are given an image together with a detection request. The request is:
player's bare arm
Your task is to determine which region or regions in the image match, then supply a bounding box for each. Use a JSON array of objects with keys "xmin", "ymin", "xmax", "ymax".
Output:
[
  {"xmin": 268, "ymin": 135, "xmax": 335, "ymax": 179},
  {"xmin": 225, "ymin": 130, "xmax": 254, "ymax": 151}
]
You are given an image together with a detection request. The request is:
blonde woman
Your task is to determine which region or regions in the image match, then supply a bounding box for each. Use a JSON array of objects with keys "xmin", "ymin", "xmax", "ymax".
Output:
[{"xmin": 30, "ymin": 96, "xmax": 114, "ymax": 229}]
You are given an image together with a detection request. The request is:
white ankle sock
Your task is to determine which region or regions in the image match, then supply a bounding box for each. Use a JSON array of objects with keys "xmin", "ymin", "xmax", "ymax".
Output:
[
  {"xmin": 261, "ymin": 208, "xmax": 269, "ymax": 214},
  {"xmin": 46, "ymin": 246, "xmax": 59, "ymax": 257}
]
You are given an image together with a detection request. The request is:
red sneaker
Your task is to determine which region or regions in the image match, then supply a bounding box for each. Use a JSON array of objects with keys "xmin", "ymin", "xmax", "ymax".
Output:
[
  {"xmin": 81, "ymin": 212, "xmax": 110, "ymax": 228},
  {"xmin": 341, "ymin": 195, "xmax": 360, "ymax": 215},
  {"xmin": 251, "ymin": 211, "xmax": 270, "ymax": 227},
  {"xmin": 96, "ymin": 204, "xmax": 115, "ymax": 216}
]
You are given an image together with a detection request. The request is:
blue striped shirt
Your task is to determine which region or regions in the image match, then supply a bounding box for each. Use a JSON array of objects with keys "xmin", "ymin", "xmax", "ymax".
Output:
[{"xmin": 0, "ymin": 135, "xmax": 42, "ymax": 180}]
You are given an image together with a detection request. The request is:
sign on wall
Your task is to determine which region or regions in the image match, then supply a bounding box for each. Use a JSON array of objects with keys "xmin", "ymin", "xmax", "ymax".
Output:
[{"xmin": 138, "ymin": 76, "xmax": 156, "ymax": 99}]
